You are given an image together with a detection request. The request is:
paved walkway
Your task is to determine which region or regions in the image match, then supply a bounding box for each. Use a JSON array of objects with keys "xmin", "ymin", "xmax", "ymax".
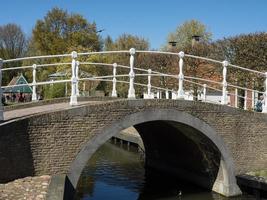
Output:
[
  {"xmin": 0, "ymin": 175, "xmax": 51, "ymax": 200},
  {"xmin": 3, "ymin": 101, "xmax": 93, "ymax": 121}
]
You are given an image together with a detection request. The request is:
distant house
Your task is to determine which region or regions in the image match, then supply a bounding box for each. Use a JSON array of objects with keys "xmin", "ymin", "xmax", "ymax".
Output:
[{"xmin": 3, "ymin": 74, "xmax": 32, "ymax": 102}]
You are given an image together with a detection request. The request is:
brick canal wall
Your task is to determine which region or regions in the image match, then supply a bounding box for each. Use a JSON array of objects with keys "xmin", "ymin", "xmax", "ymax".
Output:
[{"xmin": 0, "ymin": 99, "xmax": 266, "ymax": 196}]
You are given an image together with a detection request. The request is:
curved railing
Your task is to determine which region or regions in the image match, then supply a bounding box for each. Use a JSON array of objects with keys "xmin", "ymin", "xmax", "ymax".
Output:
[{"xmin": 0, "ymin": 48, "xmax": 266, "ymax": 121}]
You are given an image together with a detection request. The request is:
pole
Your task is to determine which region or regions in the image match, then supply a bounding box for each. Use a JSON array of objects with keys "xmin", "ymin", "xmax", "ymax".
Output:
[
  {"xmin": 128, "ymin": 48, "xmax": 136, "ymax": 99},
  {"xmin": 203, "ymin": 84, "xmax": 207, "ymax": 102},
  {"xmin": 76, "ymin": 61, "xmax": 80, "ymax": 97},
  {"xmin": 221, "ymin": 61, "xmax": 228, "ymax": 105},
  {"xmin": 244, "ymin": 90, "xmax": 247, "ymax": 110},
  {"xmin": 166, "ymin": 90, "xmax": 169, "ymax": 99},
  {"xmin": 177, "ymin": 51, "xmax": 184, "ymax": 99},
  {"xmin": 147, "ymin": 69, "xmax": 152, "ymax": 99},
  {"xmin": 32, "ymin": 64, "xmax": 37, "ymax": 101},
  {"xmin": 262, "ymin": 72, "xmax": 267, "ymax": 113},
  {"xmin": 235, "ymin": 88, "xmax": 238, "ymax": 108},
  {"xmin": 112, "ymin": 63, "xmax": 117, "ymax": 97},
  {"xmin": 70, "ymin": 51, "xmax": 78, "ymax": 106},
  {"xmin": 0, "ymin": 58, "xmax": 3, "ymax": 121}
]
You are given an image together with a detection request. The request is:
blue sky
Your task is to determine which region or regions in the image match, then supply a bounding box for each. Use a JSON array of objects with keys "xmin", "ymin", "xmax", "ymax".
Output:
[{"xmin": 0, "ymin": 0, "xmax": 266, "ymax": 49}]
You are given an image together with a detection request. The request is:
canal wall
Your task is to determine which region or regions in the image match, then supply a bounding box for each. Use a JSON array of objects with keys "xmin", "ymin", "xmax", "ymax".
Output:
[{"xmin": 112, "ymin": 127, "xmax": 144, "ymax": 151}]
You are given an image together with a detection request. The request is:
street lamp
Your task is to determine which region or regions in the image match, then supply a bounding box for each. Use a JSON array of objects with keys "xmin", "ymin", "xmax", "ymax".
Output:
[
  {"xmin": 168, "ymin": 41, "xmax": 177, "ymax": 47},
  {"xmin": 191, "ymin": 35, "xmax": 201, "ymax": 48},
  {"xmin": 191, "ymin": 35, "xmax": 202, "ymax": 101}
]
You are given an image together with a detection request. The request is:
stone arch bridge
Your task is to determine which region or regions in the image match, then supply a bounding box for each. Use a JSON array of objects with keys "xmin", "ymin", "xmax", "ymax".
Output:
[{"xmin": 0, "ymin": 98, "xmax": 266, "ymax": 198}]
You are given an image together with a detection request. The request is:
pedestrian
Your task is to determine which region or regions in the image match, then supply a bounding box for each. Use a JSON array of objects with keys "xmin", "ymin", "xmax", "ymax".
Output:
[{"xmin": 255, "ymin": 95, "xmax": 264, "ymax": 112}]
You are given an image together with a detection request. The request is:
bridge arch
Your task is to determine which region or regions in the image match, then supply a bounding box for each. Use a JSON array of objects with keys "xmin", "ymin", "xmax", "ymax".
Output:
[{"xmin": 68, "ymin": 108, "xmax": 241, "ymax": 197}]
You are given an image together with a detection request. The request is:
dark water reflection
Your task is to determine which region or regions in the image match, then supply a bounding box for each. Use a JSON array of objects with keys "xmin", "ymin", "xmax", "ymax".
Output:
[{"xmin": 75, "ymin": 141, "xmax": 256, "ymax": 200}]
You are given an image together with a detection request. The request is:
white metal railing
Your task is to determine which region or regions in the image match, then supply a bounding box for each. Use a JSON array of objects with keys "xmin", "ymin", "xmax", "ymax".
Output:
[{"xmin": 0, "ymin": 48, "xmax": 267, "ymax": 121}]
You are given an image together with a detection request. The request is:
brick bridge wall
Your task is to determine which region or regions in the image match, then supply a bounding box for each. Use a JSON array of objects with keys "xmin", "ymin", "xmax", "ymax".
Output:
[{"xmin": 0, "ymin": 99, "xmax": 266, "ymax": 196}]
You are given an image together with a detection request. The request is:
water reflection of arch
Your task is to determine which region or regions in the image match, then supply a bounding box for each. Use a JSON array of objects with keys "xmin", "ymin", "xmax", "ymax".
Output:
[{"xmin": 75, "ymin": 142, "xmax": 145, "ymax": 198}]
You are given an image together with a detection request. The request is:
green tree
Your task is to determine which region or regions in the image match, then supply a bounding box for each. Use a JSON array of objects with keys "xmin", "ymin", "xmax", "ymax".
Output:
[
  {"xmin": 28, "ymin": 8, "xmax": 103, "ymax": 99},
  {"xmin": 103, "ymin": 35, "xmax": 114, "ymax": 51},
  {"xmin": 112, "ymin": 33, "xmax": 149, "ymax": 50},
  {"xmin": 101, "ymin": 34, "xmax": 150, "ymax": 97},
  {"xmin": 30, "ymin": 7, "xmax": 101, "ymax": 55},
  {"xmin": 0, "ymin": 23, "xmax": 27, "ymax": 84},
  {"xmin": 162, "ymin": 20, "xmax": 216, "ymax": 99},
  {"xmin": 211, "ymin": 32, "xmax": 267, "ymax": 106},
  {"xmin": 164, "ymin": 19, "xmax": 212, "ymax": 51}
]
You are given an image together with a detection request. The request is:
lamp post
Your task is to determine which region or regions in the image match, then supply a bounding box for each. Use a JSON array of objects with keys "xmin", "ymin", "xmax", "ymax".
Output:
[
  {"xmin": 168, "ymin": 41, "xmax": 177, "ymax": 48},
  {"xmin": 191, "ymin": 35, "xmax": 201, "ymax": 47},
  {"xmin": 191, "ymin": 35, "xmax": 202, "ymax": 101}
]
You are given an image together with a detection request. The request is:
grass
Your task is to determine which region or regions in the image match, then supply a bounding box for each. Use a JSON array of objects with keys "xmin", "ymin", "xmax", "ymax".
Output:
[{"xmin": 247, "ymin": 170, "xmax": 267, "ymax": 179}]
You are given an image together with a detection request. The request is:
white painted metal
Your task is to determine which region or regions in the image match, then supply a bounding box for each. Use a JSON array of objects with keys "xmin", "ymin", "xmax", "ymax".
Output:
[
  {"xmin": 32, "ymin": 64, "xmax": 37, "ymax": 101},
  {"xmin": 203, "ymin": 84, "xmax": 207, "ymax": 102},
  {"xmin": 112, "ymin": 63, "xmax": 117, "ymax": 97},
  {"xmin": 165, "ymin": 90, "xmax": 169, "ymax": 99},
  {"xmin": 251, "ymin": 90, "xmax": 255, "ymax": 110},
  {"xmin": 172, "ymin": 91, "xmax": 177, "ymax": 99},
  {"xmin": 244, "ymin": 90, "xmax": 247, "ymax": 110},
  {"xmin": 0, "ymin": 49, "xmax": 266, "ymax": 114},
  {"xmin": 0, "ymin": 58, "xmax": 3, "ymax": 121},
  {"xmin": 221, "ymin": 61, "xmax": 228, "ymax": 105},
  {"xmin": 76, "ymin": 61, "xmax": 80, "ymax": 97},
  {"xmin": 177, "ymin": 51, "xmax": 185, "ymax": 99},
  {"xmin": 156, "ymin": 91, "xmax": 160, "ymax": 99},
  {"xmin": 128, "ymin": 48, "xmax": 136, "ymax": 99},
  {"xmin": 262, "ymin": 72, "xmax": 267, "ymax": 113},
  {"xmin": 70, "ymin": 51, "xmax": 78, "ymax": 106},
  {"xmin": 235, "ymin": 88, "xmax": 238, "ymax": 108},
  {"xmin": 146, "ymin": 69, "xmax": 153, "ymax": 99}
]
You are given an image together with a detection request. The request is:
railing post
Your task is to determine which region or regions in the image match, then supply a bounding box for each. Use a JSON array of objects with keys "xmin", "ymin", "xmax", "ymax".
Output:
[
  {"xmin": 70, "ymin": 51, "xmax": 78, "ymax": 106},
  {"xmin": 32, "ymin": 64, "xmax": 37, "ymax": 101},
  {"xmin": 221, "ymin": 61, "xmax": 228, "ymax": 105},
  {"xmin": 156, "ymin": 91, "xmax": 160, "ymax": 99},
  {"xmin": 128, "ymin": 48, "xmax": 136, "ymax": 99},
  {"xmin": 251, "ymin": 90, "xmax": 255, "ymax": 110},
  {"xmin": 147, "ymin": 69, "xmax": 152, "ymax": 99},
  {"xmin": 76, "ymin": 61, "xmax": 80, "ymax": 97},
  {"xmin": 235, "ymin": 88, "xmax": 238, "ymax": 108},
  {"xmin": 244, "ymin": 89, "xmax": 247, "ymax": 110},
  {"xmin": 262, "ymin": 72, "xmax": 267, "ymax": 113},
  {"xmin": 177, "ymin": 51, "xmax": 184, "ymax": 99},
  {"xmin": 172, "ymin": 90, "xmax": 177, "ymax": 99},
  {"xmin": 165, "ymin": 90, "xmax": 169, "ymax": 99},
  {"xmin": 203, "ymin": 84, "xmax": 207, "ymax": 102},
  {"xmin": 111, "ymin": 63, "xmax": 117, "ymax": 97},
  {"xmin": 0, "ymin": 58, "xmax": 3, "ymax": 121}
]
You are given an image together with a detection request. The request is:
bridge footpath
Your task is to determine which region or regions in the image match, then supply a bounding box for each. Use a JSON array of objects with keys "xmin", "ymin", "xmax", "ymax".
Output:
[{"xmin": 4, "ymin": 101, "xmax": 92, "ymax": 122}]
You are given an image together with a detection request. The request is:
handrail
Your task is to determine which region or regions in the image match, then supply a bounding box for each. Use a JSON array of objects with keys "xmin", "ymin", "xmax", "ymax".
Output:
[
  {"xmin": 3, "ymin": 54, "xmax": 71, "ymax": 63},
  {"xmin": 0, "ymin": 49, "xmax": 266, "ymax": 114}
]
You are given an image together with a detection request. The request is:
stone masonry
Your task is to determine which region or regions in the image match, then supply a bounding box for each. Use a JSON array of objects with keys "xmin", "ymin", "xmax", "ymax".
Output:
[{"xmin": 0, "ymin": 99, "xmax": 266, "ymax": 197}]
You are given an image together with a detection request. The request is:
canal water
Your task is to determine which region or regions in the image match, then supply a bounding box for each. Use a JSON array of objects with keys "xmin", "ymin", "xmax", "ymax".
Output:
[{"xmin": 75, "ymin": 141, "xmax": 256, "ymax": 200}]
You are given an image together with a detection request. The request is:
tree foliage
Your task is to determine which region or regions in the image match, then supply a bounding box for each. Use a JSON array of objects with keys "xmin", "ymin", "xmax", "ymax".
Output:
[
  {"xmin": 25, "ymin": 8, "xmax": 103, "ymax": 98},
  {"xmin": 101, "ymin": 34, "xmax": 150, "ymax": 96},
  {"xmin": 164, "ymin": 19, "xmax": 212, "ymax": 50},
  {"xmin": 30, "ymin": 7, "xmax": 101, "ymax": 55},
  {"xmin": 211, "ymin": 32, "xmax": 267, "ymax": 89},
  {"xmin": 0, "ymin": 23, "xmax": 27, "ymax": 84},
  {"xmin": 103, "ymin": 33, "xmax": 149, "ymax": 54},
  {"xmin": 0, "ymin": 23, "xmax": 27, "ymax": 59}
]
